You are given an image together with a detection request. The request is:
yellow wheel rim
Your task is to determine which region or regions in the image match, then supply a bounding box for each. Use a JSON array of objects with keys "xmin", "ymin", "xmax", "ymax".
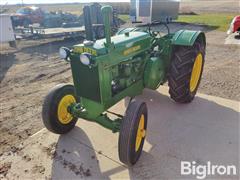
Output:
[
  {"xmin": 57, "ymin": 95, "xmax": 76, "ymax": 124},
  {"xmin": 135, "ymin": 115, "xmax": 146, "ymax": 152},
  {"xmin": 190, "ymin": 53, "xmax": 203, "ymax": 92}
]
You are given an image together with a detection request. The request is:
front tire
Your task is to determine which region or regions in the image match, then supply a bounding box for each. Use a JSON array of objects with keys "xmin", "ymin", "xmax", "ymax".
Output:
[
  {"xmin": 42, "ymin": 84, "xmax": 78, "ymax": 134},
  {"xmin": 168, "ymin": 40, "xmax": 205, "ymax": 103},
  {"xmin": 118, "ymin": 100, "xmax": 148, "ymax": 165}
]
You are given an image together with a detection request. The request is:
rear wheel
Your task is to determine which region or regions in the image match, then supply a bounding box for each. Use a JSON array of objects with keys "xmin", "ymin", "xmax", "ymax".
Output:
[
  {"xmin": 42, "ymin": 84, "xmax": 78, "ymax": 134},
  {"xmin": 118, "ymin": 100, "xmax": 148, "ymax": 165},
  {"xmin": 168, "ymin": 40, "xmax": 205, "ymax": 103}
]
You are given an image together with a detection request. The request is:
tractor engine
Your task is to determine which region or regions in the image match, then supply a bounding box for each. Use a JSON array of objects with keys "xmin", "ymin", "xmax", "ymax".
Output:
[
  {"xmin": 70, "ymin": 30, "xmax": 152, "ymax": 103},
  {"xmin": 43, "ymin": 5, "xmax": 206, "ymax": 166},
  {"xmin": 111, "ymin": 55, "xmax": 145, "ymax": 95},
  {"xmin": 59, "ymin": 5, "xmax": 169, "ymax": 109}
]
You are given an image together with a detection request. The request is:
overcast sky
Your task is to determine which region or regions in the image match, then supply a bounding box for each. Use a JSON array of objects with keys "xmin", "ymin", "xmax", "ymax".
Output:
[{"xmin": 1, "ymin": 0, "xmax": 130, "ymax": 5}]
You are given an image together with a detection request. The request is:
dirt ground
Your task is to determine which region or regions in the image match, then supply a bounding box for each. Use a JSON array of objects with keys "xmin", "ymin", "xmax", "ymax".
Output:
[
  {"xmin": 0, "ymin": 38, "xmax": 77, "ymax": 155},
  {"xmin": 0, "ymin": 0, "xmax": 240, "ymax": 169}
]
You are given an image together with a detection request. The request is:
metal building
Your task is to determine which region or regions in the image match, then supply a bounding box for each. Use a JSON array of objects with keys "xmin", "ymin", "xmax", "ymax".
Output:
[{"xmin": 130, "ymin": 0, "xmax": 180, "ymax": 23}]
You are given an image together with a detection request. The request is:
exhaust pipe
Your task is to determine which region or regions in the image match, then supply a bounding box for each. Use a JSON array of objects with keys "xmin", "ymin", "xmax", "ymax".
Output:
[
  {"xmin": 101, "ymin": 6, "xmax": 113, "ymax": 49},
  {"xmin": 83, "ymin": 5, "xmax": 93, "ymax": 41}
]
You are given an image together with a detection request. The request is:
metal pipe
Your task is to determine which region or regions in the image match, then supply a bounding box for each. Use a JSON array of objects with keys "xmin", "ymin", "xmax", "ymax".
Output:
[
  {"xmin": 83, "ymin": 5, "xmax": 93, "ymax": 41},
  {"xmin": 101, "ymin": 6, "xmax": 113, "ymax": 48}
]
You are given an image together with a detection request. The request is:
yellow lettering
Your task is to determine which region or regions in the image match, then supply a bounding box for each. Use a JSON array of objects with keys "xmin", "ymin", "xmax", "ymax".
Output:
[
  {"xmin": 123, "ymin": 45, "xmax": 141, "ymax": 56},
  {"xmin": 73, "ymin": 47, "xmax": 97, "ymax": 56}
]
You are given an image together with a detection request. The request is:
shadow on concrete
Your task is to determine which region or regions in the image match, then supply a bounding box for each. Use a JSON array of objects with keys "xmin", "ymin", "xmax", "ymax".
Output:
[
  {"xmin": 127, "ymin": 89, "xmax": 239, "ymax": 179},
  {"xmin": 51, "ymin": 127, "xmax": 106, "ymax": 179},
  {"xmin": 50, "ymin": 88, "xmax": 239, "ymax": 179},
  {"xmin": 51, "ymin": 127, "xmax": 127, "ymax": 179}
]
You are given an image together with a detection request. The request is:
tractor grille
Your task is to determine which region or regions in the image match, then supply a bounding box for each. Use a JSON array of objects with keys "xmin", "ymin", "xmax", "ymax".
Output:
[{"xmin": 71, "ymin": 58, "xmax": 101, "ymax": 102}]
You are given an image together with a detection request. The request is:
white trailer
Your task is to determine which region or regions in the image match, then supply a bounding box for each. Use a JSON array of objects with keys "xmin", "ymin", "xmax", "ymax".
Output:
[
  {"xmin": 130, "ymin": 0, "xmax": 180, "ymax": 24},
  {"xmin": 0, "ymin": 14, "xmax": 16, "ymax": 47}
]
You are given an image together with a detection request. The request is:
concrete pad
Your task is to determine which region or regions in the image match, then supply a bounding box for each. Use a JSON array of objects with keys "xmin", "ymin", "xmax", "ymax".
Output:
[
  {"xmin": 1, "ymin": 87, "xmax": 239, "ymax": 179},
  {"xmin": 225, "ymin": 33, "xmax": 240, "ymax": 45}
]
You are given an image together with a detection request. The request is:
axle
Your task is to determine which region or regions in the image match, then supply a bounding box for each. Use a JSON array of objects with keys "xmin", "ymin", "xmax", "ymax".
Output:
[{"xmin": 68, "ymin": 102, "xmax": 121, "ymax": 133}]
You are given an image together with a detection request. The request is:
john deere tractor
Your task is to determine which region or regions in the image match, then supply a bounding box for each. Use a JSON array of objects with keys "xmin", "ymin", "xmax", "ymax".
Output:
[{"xmin": 42, "ymin": 6, "xmax": 206, "ymax": 165}]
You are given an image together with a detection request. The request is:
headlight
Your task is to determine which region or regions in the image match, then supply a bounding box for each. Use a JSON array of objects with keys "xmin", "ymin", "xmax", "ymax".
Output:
[
  {"xmin": 59, "ymin": 47, "xmax": 70, "ymax": 60},
  {"xmin": 80, "ymin": 53, "xmax": 91, "ymax": 65}
]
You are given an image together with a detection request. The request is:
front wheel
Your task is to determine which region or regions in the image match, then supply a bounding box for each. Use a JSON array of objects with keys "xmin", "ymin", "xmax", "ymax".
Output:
[
  {"xmin": 118, "ymin": 100, "xmax": 148, "ymax": 165},
  {"xmin": 168, "ymin": 40, "xmax": 205, "ymax": 103},
  {"xmin": 42, "ymin": 84, "xmax": 78, "ymax": 134}
]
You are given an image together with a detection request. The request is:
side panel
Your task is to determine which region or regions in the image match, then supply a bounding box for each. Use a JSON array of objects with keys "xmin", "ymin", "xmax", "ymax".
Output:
[
  {"xmin": 172, "ymin": 30, "xmax": 206, "ymax": 46},
  {"xmin": 144, "ymin": 57, "xmax": 166, "ymax": 89}
]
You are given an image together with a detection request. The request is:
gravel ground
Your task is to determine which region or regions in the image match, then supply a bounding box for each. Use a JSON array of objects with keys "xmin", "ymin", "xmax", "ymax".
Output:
[
  {"xmin": 0, "ymin": 38, "xmax": 76, "ymax": 155},
  {"xmin": 201, "ymin": 31, "xmax": 240, "ymax": 100}
]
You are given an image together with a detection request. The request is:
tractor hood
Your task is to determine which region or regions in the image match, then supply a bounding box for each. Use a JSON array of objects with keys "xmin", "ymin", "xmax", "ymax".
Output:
[{"xmin": 73, "ymin": 31, "xmax": 151, "ymax": 56}]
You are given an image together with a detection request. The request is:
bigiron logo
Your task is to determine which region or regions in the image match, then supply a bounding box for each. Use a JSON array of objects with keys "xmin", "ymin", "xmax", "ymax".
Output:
[{"xmin": 181, "ymin": 161, "xmax": 238, "ymax": 179}]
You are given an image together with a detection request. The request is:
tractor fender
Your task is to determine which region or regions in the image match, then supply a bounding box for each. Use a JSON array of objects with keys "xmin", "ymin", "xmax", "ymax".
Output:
[{"xmin": 172, "ymin": 30, "xmax": 206, "ymax": 46}]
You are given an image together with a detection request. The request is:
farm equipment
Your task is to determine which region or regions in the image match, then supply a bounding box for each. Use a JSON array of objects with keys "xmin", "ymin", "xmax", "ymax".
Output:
[
  {"xmin": 11, "ymin": 6, "xmax": 45, "ymax": 27},
  {"xmin": 11, "ymin": 6, "xmax": 80, "ymax": 28},
  {"xmin": 228, "ymin": 15, "xmax": 240, "ymax": 35},
  {"xmin": 13, "ymin": 3, "xmax": 119, "ymax": 40},
  {"xmin": 42, "ymin": 6, "xmax": 206, "ymax": 165},
  {"xmin": 83, "ymin": 3, "xmax": 119, "ymax": 40},
  {"xmin": 130, "ymin": 0, "xmax": 180, "ymax": 23}
]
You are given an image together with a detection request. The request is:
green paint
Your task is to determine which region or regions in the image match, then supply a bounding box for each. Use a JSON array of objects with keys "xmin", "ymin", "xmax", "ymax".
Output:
[
  {"xmin": 144, "ymin": 57, "xmax": 165, "ymax": 89},
  {"xmin": 101, "ymin": 6, "xmax": 114, "ymax": 50},
  {"xmin": 172, "ymin": 30, "xmax": 206, "ymax": 46},
  {"xmin": 63, "ymin": 6, "xmax": 206, "ymax": 132}
]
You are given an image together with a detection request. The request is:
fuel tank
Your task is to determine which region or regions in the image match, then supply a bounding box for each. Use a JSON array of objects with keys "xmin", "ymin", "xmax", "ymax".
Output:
[{"xmin": 72, "ymin": 31, "xmax": 152, "ymax": 57}]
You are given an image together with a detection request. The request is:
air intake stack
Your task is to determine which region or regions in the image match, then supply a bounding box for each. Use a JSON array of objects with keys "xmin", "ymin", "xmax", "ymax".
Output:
[{"xmin": 101, "ymin": 6, "xmax": 113, "ymax": 50}]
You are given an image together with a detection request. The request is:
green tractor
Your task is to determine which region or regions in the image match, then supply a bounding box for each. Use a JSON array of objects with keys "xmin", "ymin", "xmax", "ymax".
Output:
[{"xmin": 42, "ymin": 6, "xmax": 206, "ymax": 165}]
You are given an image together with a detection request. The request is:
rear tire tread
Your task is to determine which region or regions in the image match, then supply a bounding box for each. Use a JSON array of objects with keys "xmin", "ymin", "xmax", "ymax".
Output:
[{"xmin": 168, "ymin": 40, "xmax": 205, "ymax": 103}]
